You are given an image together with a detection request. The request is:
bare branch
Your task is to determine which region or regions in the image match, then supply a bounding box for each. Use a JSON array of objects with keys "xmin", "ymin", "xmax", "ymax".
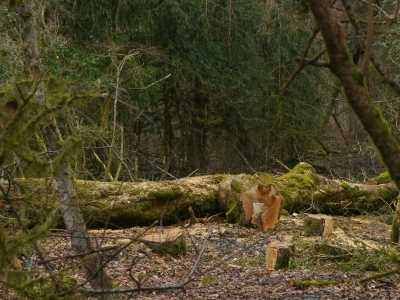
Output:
[
  {"xmin": 280, "ymin": 28, "xmax": 325, "ymax": 95},
  {"xmin": 362, "ymin": 0, "xmax": 375, "ymax": 79},
  {"xmin": 370, "ymin": 55, "xmax": 400, "ymax": 95},
  {"xmin": 80, "ymin": 232, "xmax": 210, "ymax": 296},
  {"xmin": 281, "ymin": 48, "xmax": 327, "ymax": 95}
]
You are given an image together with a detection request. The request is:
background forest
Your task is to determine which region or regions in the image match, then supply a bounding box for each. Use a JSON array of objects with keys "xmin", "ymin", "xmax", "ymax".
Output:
[
  {"xmin": 3, "ymin": 1, "xmax": 400, "ymax": 299},
  {"xmin": 2, "ymin": 0, "xmax": 395, "ymax": 181}
]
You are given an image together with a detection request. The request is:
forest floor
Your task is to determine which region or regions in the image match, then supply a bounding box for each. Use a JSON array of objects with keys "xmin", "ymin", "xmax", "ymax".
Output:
[{"xmin": 5, "ymin": 214, "xmax": 400, "ymax": 299}]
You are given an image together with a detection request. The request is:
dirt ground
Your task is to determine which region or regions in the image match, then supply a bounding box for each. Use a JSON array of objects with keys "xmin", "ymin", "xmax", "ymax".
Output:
[{"xmin": 3, "ymin": 214, "xmax": 400, "ymax": 299}]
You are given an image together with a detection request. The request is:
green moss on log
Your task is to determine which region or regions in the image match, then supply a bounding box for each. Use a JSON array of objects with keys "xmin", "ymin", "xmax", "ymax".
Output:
[
  {"xmin": 277, "ymin": 162, "xmax": 320, "ymax": 212},
  {"xmin": 220, "ymin": 175, "xmax": 253, "ymax": 223},
  {"xmin": 4, "ymin": 165, "xmax": 399, "ymax": 228},
  {"xmin": 147, "ymin": 188, "xmax": 183, "ymax": 201},
  {"xmin": 9, "ymin": 176, "xmax": 223, "ymax": 228},
  {"xmin": 273, "ymin": 163, "xmax": 397, "ymax": 215},
  {"xmin": 373, "ymin": 171, "xmax": 391, "ymax": 184}
]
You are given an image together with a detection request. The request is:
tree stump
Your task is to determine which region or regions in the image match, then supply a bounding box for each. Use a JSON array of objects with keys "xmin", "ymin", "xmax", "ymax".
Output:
[
  {"xmin": 265, "ymin": 240, "xmax": 294, "ymax": 271},
  {"xmin": 140, "ymin": 228, "xmax": 186, "ymax": 256},
  {"xmin": 304, "ymin": 214, "xmax": 334, "ymax": 239}
]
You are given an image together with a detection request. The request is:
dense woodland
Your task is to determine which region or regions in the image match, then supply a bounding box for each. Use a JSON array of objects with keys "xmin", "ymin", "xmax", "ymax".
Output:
[{"xmin": 2, "ymin": 1, "xmax": 400, "ymax": 299}]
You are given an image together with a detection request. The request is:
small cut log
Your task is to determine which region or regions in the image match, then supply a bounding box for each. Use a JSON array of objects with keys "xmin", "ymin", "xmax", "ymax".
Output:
[
  {"xmin": 140, "ymin": 228, "xmax": 186, "ymax": 256},
  {"xmin": 265, "ymin": 240, "xmax": 294, "ymax": 271},
  {"xmin": 304, "ymin": 214, "xmax": 334, "ymax": 239}
]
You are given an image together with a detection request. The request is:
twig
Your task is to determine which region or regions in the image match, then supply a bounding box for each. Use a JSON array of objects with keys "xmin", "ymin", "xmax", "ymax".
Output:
[
  {"xmin": 393, "ymin": 0, "xmax": 400, "ymax": 24},
  {"xmin": 59, "ymin": 221, "xmax": 159, "ymax": 297},
  {"xmin": 281, "ymin": 49, "xmax": 327, "ymax": 95},
  {"xmin": 360, "ymin": 268, "xmax": 400, "ymax": 283},
  {"xmin": 332, "ymin": 113, "xmax": 349, "ymax": 145},
  {"xmin": 340, "ymin": 0, "xmax": 360, "ymax": 33},
  {"xmin": 185, "ymin": 169, "xmax": 199, "ymax": 178},
  {"xmin": 80, "ymin": 233, "xmax": 209, "ymax": 295},
  {"xmin": 275, "ymin": 159, "xmax": 290, "ymax": 171},
  {"xmin": 297, "ymin": 58, "xmax": 330, "ymax": 68},
  {"xmin": 0, "ymin": 172, "xmax": 61, "ymax": 290},
  {"xmin": 233, "ymin": 145, "xmax": 257, "ymax": 174},
  {"xmin": 362, "ymin": 0, "xmax": 374, "ymax": 81},
  {"xmin": 131, "ymin": 73, "xmax": 171, "ymax": 90},
  {"xmin": 111, "ymin": 52, "xmax": 140, "ymax": 152},
  {"xmin": 179, "ymin": 235, "xmax": 208, "ymax": 286},
  {"xmin": 280, "ymin": 27, "xmax": 325, "ymax": 95},
  {"xmin": 39, "ymin": 244, "xmax": 123, "ymax": 264},
  {"xmin": 370, "ymin": 55, "xmax": 400, "ymax": 95}
]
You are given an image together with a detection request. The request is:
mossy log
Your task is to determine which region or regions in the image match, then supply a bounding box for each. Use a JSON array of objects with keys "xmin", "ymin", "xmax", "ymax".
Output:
[
  {"xmin": 219, "ymin": 163, "xmax": 398, "ymax": 224},
  {"xmin": 2, "ymin": 163, "xmax": 398, "ymax": 228},
  {"xmin": 8, "ymin": 175, "xmax": 226, "ymax": 228}
]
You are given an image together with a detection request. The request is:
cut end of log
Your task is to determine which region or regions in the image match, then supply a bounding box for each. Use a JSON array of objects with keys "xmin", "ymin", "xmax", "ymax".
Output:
[
  {"xmin": 141, "ymin": 228, "xmax": 186, "ymax": 256},
  {"xmin": 266, "ymin": 240, "xmax": 294, "ymax": 271},
  {"xmin": 304, "ymin": 214, "xmax": 334, "ymax": 239}
]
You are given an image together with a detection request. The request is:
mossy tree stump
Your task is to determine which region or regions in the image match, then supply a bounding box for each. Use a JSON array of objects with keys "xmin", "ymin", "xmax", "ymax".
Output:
[
  {"xmin": 304, "ymin": 214, "xmax": 334, "ymax": 239},
  {"xmin": 265, "ymin": 240, "xmax": 294, "ymax": 271}
]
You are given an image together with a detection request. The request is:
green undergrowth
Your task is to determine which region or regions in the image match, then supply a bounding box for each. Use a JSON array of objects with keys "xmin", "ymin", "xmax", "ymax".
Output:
[
  {"xmin": 291, "ymin": 279, "xmax": 338, "ymax": 289},
  {"xmin": 338, "ymin": 247, "xmax": 400, "ymax": 273},
  {"xmin": 291, "ymin": 238, "xmax": 400, "ymax": 276},
  {"xmin": 372, "ymin": 171, "xmax": 391, "ymax": 184},
  {"xmin": 5, "ymin": 271, "xmax": 78, "ymax": 300},
  {"xmin": 201, "ymin": 275, "xmax": 218, "ymax": 287},
  {"xmin": 236, "ymin": 254, "xmax": 265, "ymax": 268}
]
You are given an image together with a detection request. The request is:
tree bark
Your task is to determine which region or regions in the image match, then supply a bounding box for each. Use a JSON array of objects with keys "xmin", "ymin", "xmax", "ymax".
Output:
[
  {"xmin": 17, "ymin": 1, "xmax": 113, "ymax": 294},
  {"xmin": 162, "ymin": 95, "xmax": 176, "ymax": 174},
  {"xmin": 308, "ymin": 0, "xmax": 400, "ymax": 243},
  {"xmin": 188, "ymin": 82, "xmax": 209, "ymax": 173}
]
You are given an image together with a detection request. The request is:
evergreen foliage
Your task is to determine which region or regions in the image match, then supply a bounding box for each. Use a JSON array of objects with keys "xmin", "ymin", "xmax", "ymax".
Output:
[{"xmin": 34, "ymin": 0, "xmax": 334, "ymax": 178}]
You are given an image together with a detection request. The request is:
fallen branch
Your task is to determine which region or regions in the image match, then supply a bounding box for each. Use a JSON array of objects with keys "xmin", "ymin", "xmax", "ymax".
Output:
[
  {"xmin": 80, "ymin": 231, "xmax": 209, "ymax": 296},
  {"xmin": 360, "ymin": 267, "xmax": 400, "ymax": 284}
]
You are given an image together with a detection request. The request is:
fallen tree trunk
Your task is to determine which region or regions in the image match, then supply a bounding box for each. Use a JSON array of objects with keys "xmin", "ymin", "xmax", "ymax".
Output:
[
  {"xmin": 218, "ymin": 163, "xmax": 398, "ymax": 224},
  {"xmin": 4, "ymin": 163, "xmax": 398, "ymax": 228}
]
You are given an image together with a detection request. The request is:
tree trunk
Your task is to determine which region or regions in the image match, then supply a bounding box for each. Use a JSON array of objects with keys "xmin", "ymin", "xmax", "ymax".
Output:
[
  {"xmin": 188, "ymin": 82, "xmax": 209, "ymax": 173},
  {"xmin": 162, "ymin": 95, "xmax": 175, "ymax": 174},
  {"xmin": 10, "ymin": 163, "xmax": 398, "ymax": 228},
  {"xmin": 308, "ymin": 0, "xmax": 400, "ymax": 243},
  {"xmin": 17, "ymin": 1, "xmax": 113, "ymax": 294}
]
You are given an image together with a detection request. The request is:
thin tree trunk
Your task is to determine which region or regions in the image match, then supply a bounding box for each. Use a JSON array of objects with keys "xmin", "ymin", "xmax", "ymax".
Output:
[
  {"xmin": 188, "ymin": 83, "xmax": 209, "ymax": 173},
  {"xmin": 17, "ymin": 1, "xmax": 114, "ymax": 294},
  {"xmin": 162, "ymin": 95, "xmax": 175, "ymax": 174},
  {"xmin": 308, "ymin": 0, "xmax": 400, "ymax": 242}
]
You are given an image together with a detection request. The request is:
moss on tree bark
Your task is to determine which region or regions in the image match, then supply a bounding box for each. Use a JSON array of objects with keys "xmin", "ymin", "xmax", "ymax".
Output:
[{"xmin": 3, "ymin": 163, "xmax": 398, "ymax": 228}]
